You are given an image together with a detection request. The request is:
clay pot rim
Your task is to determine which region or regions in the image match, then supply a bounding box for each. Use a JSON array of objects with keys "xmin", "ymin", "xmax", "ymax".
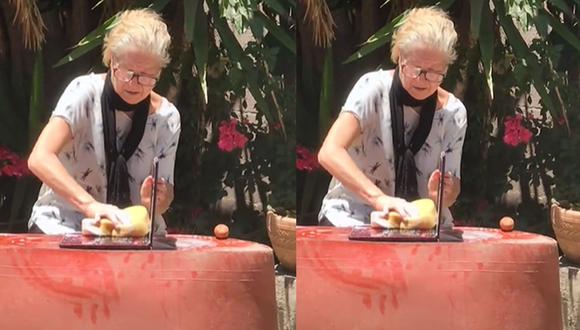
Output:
[{"xmin": 552, "ymin": 203, "xmax": 580, "ymax": 213}]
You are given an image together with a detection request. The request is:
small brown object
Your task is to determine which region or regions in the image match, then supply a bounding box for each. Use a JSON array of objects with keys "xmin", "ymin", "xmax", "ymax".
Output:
[
  {"xmin": 387, "ymin": 211, "xmax": 403, "ymax": 227},
  {"xmin": 214, "ymin": 224, "xmax": 229, "ymax": 239},
  {"xmin": 500, "ymin": 217, "xmax": 515, "ymax": 232}
]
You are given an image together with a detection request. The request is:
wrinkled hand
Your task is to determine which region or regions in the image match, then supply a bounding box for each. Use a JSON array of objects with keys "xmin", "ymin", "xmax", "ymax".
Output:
[
  {"xmin": 84, "ymin": 201, "xmax": 124, "ymax": 228},
  {"xmin": 372, "ymin": 195, "xmax": 416, "ymax": 220},
  {"xmin": 428, "ymin": 170, "xmax": 460, "ymax": 208},
  {"xmin": 140, "ymin": 176, "xmax": 173, "ymax": 215}
]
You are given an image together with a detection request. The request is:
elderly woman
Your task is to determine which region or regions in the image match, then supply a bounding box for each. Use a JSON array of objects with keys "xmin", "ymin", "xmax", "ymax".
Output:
[
  {"xmin": 27, "ymin": 9, "xmax": 181, "ymax": 234},
  {"xmin": 318, "ymin": 7, "xmax": 467, "ymax": 227}
]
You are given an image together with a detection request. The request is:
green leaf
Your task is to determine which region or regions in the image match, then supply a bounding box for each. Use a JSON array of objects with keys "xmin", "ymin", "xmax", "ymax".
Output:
[
  {"xmin": 53, "ymin": 0, "xmax": 171, "ymax": 67},
  {"xmin": 184, "ymin": 0, "xmax": 199, "ymax": 44},
  {"xmin": 380, "ymin": 0, "xmax": 392, "ymax": 8},
  {"xmin": 319, "ymin": 47, "xmax": 333, "ymax": 144},
  {"xmin": 479, "ymin": 2, "xmax": 494, "ymax": 99},
  {"xmin": 91, "ymin": 0, "xmax": 105, "ymax": 10},
  {"xmin": 53, "ymin": 14, "xmax": 118, "ymax": 67},
  {"xmin": 208, "ymin": 1, "xmax": 274, "ymax": 123},
  {"xmin": 192, "ymin": 1, "xmax": 209, "ymax": 104},
  {"xmin": 495, "ymin": 1, "xmax": 561, "ymax": 121},
  {"xmin": 343, "ymin": 12, "xmax": 406, "ymax": 64},
  {"xmin": 249, "ymin": 14, "xmax": 265, "ymax": 41},
  {"xmin": 435, "ymin": 0, "xmax": 457, "ymax": 9},
  {"xmin": 532, "ymin": 13, "xmax": 549, "ymax": 37},
  {"xmin": 540, "ymin": 8, "xmax": 580, "ymax": 53},
  {"xmin": 8, "ymin": 179, "xmax": 30, "ymax": 226},
  {"xmin": 0, "ymin": 65, "xmax": 24, "ymax": 150},
  {"xmin": 263, "ymin": 0, "xmax": 290, "ymax": 17},
  {"xmin": 28, "ymin": 52, "xmax": 44, "ymax": 149},
  {"xmin": 470, "ymin": 0, "xmax": 485, "ymax": 39},
  {"xmin": 255, "ymin": 11, "xmax": 296, "ymax": 54},
  {"xmin": 132, "ymin": 0, "xmax": 171, "ymax": 11},
  {"xmin": 547, "ymin": 0, "xmax": 574, "ymax": 15}
]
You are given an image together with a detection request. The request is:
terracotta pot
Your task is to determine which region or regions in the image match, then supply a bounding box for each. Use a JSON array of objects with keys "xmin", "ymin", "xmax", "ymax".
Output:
[
  {"xmin": 551, "ymin": 203, "xmax": 580, "ymax": 264},
  {"xmin": 266, "ymin": 211, "xmax": 296, "ymax": 272}
]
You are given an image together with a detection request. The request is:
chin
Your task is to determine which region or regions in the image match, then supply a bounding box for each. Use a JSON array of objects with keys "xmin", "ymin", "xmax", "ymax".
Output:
[
  {"xmin": 121, "ymin": 93, "xmax": 147, "ymax": 105},
  {"xmin": 407, "ymin": 91, "xmax": 428, "ymax": 101},
  {"xmin": 408, "ymin": 88, "xmax": 435, "ymax": 101}
]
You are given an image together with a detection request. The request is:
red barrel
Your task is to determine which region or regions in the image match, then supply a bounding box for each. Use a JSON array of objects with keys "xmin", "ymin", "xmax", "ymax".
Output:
[
  {"xmin": 297, "ymin": 227, "xmax": 562, "ymax": 330},
  {"xmin": 0, "ymin": 234, "xmax": 277, "ymax": 330}
]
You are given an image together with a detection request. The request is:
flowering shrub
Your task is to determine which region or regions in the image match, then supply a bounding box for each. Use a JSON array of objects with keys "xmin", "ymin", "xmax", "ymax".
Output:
[
  {"xmin": 0, "ymin": 146, "xmax": 33, "ymax": 232},
  {"xmin": 217, "ymin": 119, "xmax": 249, "ymax": 152},
  {"xmin": 503, "ymin": 115, "xmax": 533, "ymax": 147},
  {"xmin": 296, "ymin": 145, "xmax": 318, "ymax": 172},
  {"xmin": 0, "ymin": 146, "xmax": 30, "ymax": 178}
]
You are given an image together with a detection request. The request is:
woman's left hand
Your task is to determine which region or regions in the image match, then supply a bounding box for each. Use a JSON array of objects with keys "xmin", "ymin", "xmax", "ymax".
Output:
[
  {"xmin": 427, "ymin": 170, "xmax": 460, "ymax": 208},
  {"xmin": 140, "ymin": 176, "xmax": 174, "ymax": 215}
]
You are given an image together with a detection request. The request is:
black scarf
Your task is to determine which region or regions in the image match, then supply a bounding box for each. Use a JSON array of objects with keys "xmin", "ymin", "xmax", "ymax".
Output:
[
  {"xmin": 389, "ymin": 68, "xmax": 436, "ymax": 200},
  {"xmin": 101, "ymin": 71, "xmax": 150, "ymax": 208}
]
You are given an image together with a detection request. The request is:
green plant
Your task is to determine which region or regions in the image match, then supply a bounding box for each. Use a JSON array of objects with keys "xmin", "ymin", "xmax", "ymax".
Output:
[
  {"xmin": 297, "ymin": 0, "xmax": 580, "ymax": 234},
  {"xmin": 552, "ymin": 94, "xmax": 580, "ymax": 210},
  {"xmin": 1, "ymin": 0, "xmax": 296, "ymax": 241}
]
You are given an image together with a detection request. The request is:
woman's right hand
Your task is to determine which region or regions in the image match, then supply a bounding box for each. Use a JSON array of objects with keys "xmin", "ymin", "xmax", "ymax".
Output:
[
  {"xmin": 84, "ymin": 202, "xmax": 124, "ymax": 227},
  {"xmin": 372, "ymin": 195, "xmax": 416, "ymax": 219}
]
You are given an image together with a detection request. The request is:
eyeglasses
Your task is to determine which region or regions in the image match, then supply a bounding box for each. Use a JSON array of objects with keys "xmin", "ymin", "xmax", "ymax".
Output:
[
  {"xmin": 112, "ymin": 63, "xmax": 159, "ymax": 87},
  {"xmin": 401, "ymin": 63, "xmax": 446, "ymax": 83}
]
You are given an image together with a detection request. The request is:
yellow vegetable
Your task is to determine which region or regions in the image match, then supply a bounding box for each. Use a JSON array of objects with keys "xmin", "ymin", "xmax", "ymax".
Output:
[
  {"xmin": 399, "ymin": 198, "xmax": 437, "ymax": 229},
  {"xmin": 112, "ymin": 205, "xmax": 150, "ymax": 237},
  {"xmin": 83, "ymin": 205, "xmax": 151, "ymax": 237}
]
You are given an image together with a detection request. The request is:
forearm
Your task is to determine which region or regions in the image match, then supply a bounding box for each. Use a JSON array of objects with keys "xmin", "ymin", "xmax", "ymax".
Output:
[
  {"xmin": 319, "ymin": 145, "xmax": 386, "ymax": 209},
  {"xmin": 28, "ymin": 151, "xmax": 96, "ymax": 216}
]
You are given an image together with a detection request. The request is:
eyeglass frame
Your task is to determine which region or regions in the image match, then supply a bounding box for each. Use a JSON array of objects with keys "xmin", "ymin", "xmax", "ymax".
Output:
[
  {"xmin": 400, "ymin": 61, "xmax": 446, "ymax": 83},
  {"xmin": 111, "ymin": 60, "xmax": 160, "ymax": 87}
]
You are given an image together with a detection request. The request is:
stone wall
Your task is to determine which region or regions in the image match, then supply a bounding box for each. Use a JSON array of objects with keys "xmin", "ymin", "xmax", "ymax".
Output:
[{"xmin": 275, "ymin": 270, "xmax": 296, "ymax": 330}]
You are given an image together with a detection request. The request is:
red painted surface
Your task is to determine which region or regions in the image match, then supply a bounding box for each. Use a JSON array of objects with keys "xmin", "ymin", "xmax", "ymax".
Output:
[
  {"xmin": 297, "ymin": 227, "xmax": 562, "ymax": 330},
  {"xmin": 0, "ymin": 234, "xmax": 277, "ymax": 330}
]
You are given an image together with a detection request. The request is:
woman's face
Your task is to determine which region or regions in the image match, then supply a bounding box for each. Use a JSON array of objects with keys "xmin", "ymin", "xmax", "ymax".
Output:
[
  {"xmin": 398, "ymin": 47, "xmax": 448, "ymax": 100},
  {"xmin": 111, "ymin": 50, "xmax": 162, "ymax": 104}
]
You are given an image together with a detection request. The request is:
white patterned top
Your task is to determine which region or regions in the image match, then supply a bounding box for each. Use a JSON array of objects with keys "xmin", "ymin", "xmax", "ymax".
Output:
[
  {"xmin": 29, "ymin": 73, "xmax": 181, "ymax": 234},
  {"xmin": 319, "ymin": 70, "xmax": 467, "ymax": 227}
]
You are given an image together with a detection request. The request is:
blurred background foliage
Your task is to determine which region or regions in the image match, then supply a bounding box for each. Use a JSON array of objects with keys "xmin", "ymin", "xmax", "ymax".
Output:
[
  {"xmin": 297, "ymin": 0, "xmax": 580, "ymax": 236},
  {"xmin": 0, "ymin": 0, "xmax": 296, "ymax": 243}
]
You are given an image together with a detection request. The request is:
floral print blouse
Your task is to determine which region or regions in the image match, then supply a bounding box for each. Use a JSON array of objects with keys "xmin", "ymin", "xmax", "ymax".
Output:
[
  {"xmin": 319, "ymin": 70, "xmax": 467, "ymax": 227},
  {"xmin": 29, "ymin": 73, "xmax": 181, "ymax": 234}
]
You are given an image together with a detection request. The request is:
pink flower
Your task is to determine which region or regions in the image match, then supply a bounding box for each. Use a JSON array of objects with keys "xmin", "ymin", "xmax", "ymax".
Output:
[
  {"xmin": 503, "ymin": 115, "xmax": 533, "ymax": 147},
  {"xmin": 296, "ymin": 145, "xmax": 319, "ymax": 172},
  {"xmin": 0, "ymin": 146, "xmax": 30, "ymax": 178},
  {"xmin": 270, "ymin": 122, "xmax": 282, "ymax": 131},
  {"xmin": 557, "ymin": 116, "xmax": 567, "ymax": 126},
  {"xmin": 217, "ymin": 119, "xmax": 248, "ymax": 152}
]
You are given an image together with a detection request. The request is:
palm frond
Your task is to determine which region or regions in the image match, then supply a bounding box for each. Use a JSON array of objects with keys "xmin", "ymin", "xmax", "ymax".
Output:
[
  {"xmin": 0, "ymin": 14, "xmax": 7, "ymax": 60},
  {"xmin": 303, "ymin": 0, "xmax": 335, "ymax": 48},
  {"xmin": 100, "ymin": 0, "xmax": 131, "ymax": 23},
  {"xmin": 9, "ymin": 0, "xmax": 46, "ymax": 51}
]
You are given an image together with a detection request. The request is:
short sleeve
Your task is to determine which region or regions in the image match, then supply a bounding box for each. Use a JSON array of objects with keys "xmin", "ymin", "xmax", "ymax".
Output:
[
  {"xmin": 155, "ymin": 104, "xmax": 181, "ymax": 185},
  {"xmin": 341, "ymin": 72, "xmax": 383, "ymax": 132},
  {"xmin": 51, "ymin": 76, "xmax": 96, "ymax": 137},
  {"xmin": 443, "ymin": 101, "xmax": 467, "ymax": 178}
]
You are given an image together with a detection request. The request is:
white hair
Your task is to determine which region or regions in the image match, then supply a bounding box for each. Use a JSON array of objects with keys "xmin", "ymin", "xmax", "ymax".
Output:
[
  {"xmin": 102, "ymin": 8, "xmax": 171, "ymax": 68},
  {"xmin": 391, "ymin": 7, "xmax": 458, "ymax": 64}
]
